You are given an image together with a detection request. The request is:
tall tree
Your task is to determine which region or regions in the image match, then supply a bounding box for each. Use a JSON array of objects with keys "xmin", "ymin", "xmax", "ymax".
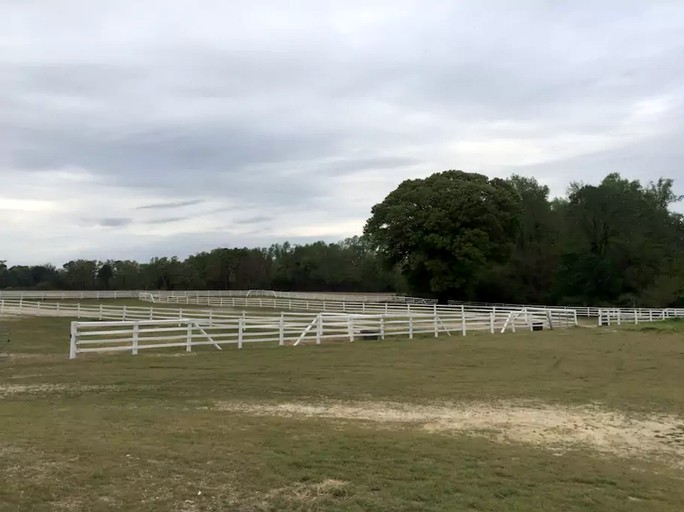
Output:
[{"xmin": 364, "ymin": 170, "xmax": 521, "ymax": 300}]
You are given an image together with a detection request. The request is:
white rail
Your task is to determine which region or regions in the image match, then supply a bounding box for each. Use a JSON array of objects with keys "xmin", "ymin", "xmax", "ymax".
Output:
[
  {"xmin": 0, "ymin": 289, "xmax": 430, "ymax": 303},
  {"xmin": 597, "ymin": 308, "xmax": 684, "ymax": 326},
  {"xmin": 68, "ymin": 307, "xmax": 576, "ymax": 358}
]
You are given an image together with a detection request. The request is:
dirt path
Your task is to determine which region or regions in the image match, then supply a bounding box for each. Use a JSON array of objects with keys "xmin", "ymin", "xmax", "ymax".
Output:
[{"xmin": 216, "ymin": 399, "xmax": 684, "ymax": 465}]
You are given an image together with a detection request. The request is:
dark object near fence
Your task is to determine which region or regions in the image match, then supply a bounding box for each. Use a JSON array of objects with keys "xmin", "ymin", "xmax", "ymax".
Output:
[
  {"xmin": 532, "ymin": 322, "xmax": 544, "ymax": 331},
  {"xmin": 360, "ymin": 329, "xmax": 379, "ymax": 340}
]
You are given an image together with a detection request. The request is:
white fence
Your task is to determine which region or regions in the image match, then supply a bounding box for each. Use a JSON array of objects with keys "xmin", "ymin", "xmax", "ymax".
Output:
[
  {"xmin": 0, "ymin": 289, "xmax": 433, "ymax": 304},
  {"xmin": 138, "ymin": 293, "xmax": 555, "ymax": 318},
  {"xmin": 597, "ymin": 308, "xmax": 684, "ymax": 326},
  {"xmin": 449, "ymin": 300, "xmax": 601, "ymax": 318},
  {"xmin": 0, "ymin": 298, "xmax": 577, "ymax": 330},
  {"xmin": 68, "ymin": 307, "xmax": 576, "ymax": 358}
]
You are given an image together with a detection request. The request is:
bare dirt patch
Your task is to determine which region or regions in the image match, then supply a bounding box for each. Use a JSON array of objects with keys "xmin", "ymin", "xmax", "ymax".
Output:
[
  {"xmin": 215, "ymin": 399, "xmax": 684, "ymax": 465},
  {"xmin": 0, "ymin": 383, "xmax": 115, "ymax": 398}
]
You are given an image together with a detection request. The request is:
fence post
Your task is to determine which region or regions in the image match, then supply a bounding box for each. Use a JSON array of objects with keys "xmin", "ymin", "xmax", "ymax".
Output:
[
  {"xmin": 461, "ymin": 305, "xmax": 466, "ymax": 336},
  {"xmin": 132, "ymin": 322, "xmax": 139, "ymax": 355},
  {"xmin": 409, "ymin": 316, "xmax": 413, "ymax": 339},
  {"xmin": 380, "ymin": 315, "xmax": 385, "ymax": 340},
  {"xmin": 649, "ymin": 310, "xmax": 653, "ymax": 322},
  {"xmin": 634, "ymin": 308, "xmax": 638, "ymax": 324},
  {"xmin": 433, "ymin": 312, "xmax": 438, "ymax": 337},
  {"xmin": 316, "ymin": 314, "xmax": 322, "ymax": 344},
  {"xmin": 69, "ymin": 322, "xmax": 78, "ymax": 359},
  {"xmin": 238, "ymin": 316, "xmax": 244, "ymax": 349},
  {"xmin": 617, "ymin": 309, "xmax": 622, "ymax": 326},
  {"xmin": 186, "ymin": 322, "xmax": 192, "ymax": 352},
  {"xmin": 123, "ymin": 305, "xmax": 127, "ymax": 321},
  {"xmin": 99, "ymin": 304, "xmax": 103, "ymax": 320},
  {"xmin": 349, "ymin": 316, "xmax": 355, "ymax": 342},
  {"xmin": 279, "ymin": 313, "xmax": 285, "ymax": 346},
  {"xmin": 489, "ymin": 312, "xmax": 494, "ymax": 334}
]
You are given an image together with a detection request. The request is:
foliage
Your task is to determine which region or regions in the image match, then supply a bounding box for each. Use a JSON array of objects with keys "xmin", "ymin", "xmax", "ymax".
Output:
[
  {"xmin": 2, "ymin": 170, "xmax": 684, "ymax": 306},
  {"xmin": 364, "ymin": 170, "xmax": 521, "ymax": 299}
]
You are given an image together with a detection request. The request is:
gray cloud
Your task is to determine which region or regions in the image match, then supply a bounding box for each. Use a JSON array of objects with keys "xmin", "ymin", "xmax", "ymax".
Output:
[
  {"xmin": 143, "ymin": 216, "xmax": 186, "ymax": 225},
  {"xmin": 136, "ymin": 199, "xmax": 204, "ymax": 210},
  {"xmin": 2, "ymin": 0, "xmax": 684, "ymax": 263},
  {"xmin": 97, "ymin": 217, "xmax": 132, "ymax": 227},
  {"xmin": 235, "ymin": 215, "xmax": 274, "ymax": 225}
]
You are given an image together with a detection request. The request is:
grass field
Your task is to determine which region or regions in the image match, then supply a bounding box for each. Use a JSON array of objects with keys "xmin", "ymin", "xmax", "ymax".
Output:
[{"xmin": 1, "ymin": 314, "xmax": 684, "ymax": 511}]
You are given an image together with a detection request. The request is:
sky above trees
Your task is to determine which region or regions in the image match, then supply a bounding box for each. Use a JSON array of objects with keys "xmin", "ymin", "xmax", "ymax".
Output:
[{"xmin": 2, "ymin": 1, "xmax": 684, "ymax": 264}]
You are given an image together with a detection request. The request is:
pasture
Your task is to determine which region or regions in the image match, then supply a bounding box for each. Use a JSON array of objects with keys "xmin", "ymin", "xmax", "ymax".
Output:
[{"xmin": 1, "ymin": 314, "xmax": 684, "ymax": 511}]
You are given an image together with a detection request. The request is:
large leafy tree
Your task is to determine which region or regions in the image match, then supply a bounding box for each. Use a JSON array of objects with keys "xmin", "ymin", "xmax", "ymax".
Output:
[
  {"xmin": 364, "ymin": 170, "xmax": 521, "ymax": 299},
  {"xmin": 555, "ymin": 174, "xmax": 684, "ymax": 305}
]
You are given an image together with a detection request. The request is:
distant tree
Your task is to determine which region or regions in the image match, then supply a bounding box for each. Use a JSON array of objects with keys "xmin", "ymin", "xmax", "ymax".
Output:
[
  {"xmin": 97, "ymin": 263, "xmax": 114, "ymax": 289},
  {"xmin": 364, "ymin": 170, "xmax": 521, "ymax": 300}
]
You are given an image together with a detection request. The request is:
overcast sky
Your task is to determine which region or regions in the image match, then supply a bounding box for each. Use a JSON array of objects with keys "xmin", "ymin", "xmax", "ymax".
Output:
[{"xmin": 2, "ymin": 1, "xmax": 684, "ymax": 265}]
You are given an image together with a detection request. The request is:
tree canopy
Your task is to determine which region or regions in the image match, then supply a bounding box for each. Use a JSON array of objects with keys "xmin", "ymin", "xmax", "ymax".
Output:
[
  {"xmin": 2, "ymin": 170, "xmax": 683, "ymax": 307},
  {"xmin": 363, "ymin": 170, "xmax": 521, "ymax": 300}
]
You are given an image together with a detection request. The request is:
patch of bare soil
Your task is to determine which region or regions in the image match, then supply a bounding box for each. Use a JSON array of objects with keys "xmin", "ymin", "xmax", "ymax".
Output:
[
  {"xmin": 0, "ymin": 383, "xmax": 115, "ymax": 398},
  {"xmin": 215, "ymin": 399, "xmax": 684, "ymax": 466}
]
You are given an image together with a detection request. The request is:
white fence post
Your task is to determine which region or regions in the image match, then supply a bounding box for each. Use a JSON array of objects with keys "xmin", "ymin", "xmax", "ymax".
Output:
[
  {"xmin": 489, "ymin": 312, "xmax": 494, "ymax": 334},
  {"xmin": 380, "ymin": 315, "xmax": 385, "ymax": 340},
  {"xmin": 279, "ymin": 312, "xmax": 285, "ymax": 346},
  {"xmin": 349, "ymin": 316, "xmax": 355, "ymax": 342},
  {"xmin": 461, "ymin": 306, "xmax": 466, "ymax": 336},
  {"xmin": 316, "ymin": 314, "xmax": 322, "ymax": 344},
  {"xmin": 433, "ymin": 312, "xmax": 438, "ymax": 337},
  {"xmin": 69, "ymin": 322, "xmax": 78, "ymax": 359},
  {"xmin": 186, "ymin": 322, "xmax": 192, "ymax": 352},
  {"xmin": 238, "ymin": 316, "xmax": 244, "ymax": 349},
  {"xmin": 409, "ymin": 316, "xmax": 413, "ymax": 339}
]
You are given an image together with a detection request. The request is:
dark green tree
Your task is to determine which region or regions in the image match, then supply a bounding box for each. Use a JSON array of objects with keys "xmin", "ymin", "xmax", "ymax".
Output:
[{"xmin": 364, "ymin": 170, "xmax": 521, "ymax": 300}]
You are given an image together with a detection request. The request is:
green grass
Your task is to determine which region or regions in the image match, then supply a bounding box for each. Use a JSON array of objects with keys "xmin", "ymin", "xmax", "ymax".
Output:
[{"xmin": 1, "ymin": 315, "xmax": 684, "ymax": 511}]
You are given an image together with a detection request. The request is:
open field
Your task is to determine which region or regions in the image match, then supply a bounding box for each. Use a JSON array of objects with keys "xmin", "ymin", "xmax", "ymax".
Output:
[{"xmin": 2, "ymin": 315, "xmax": 684, "ymax": 511}]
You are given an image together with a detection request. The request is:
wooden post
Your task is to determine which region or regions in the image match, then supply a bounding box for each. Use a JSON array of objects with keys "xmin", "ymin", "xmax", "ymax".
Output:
[
  {"xmin": 99, "ymin": 304, "xmax": 103, "ymax": 320},
  {"xmin": 409, "ymin": 316, "xmax": 413, "ymax": 339},
  {"xmin": 461, "ymin": 306, "xmax": 466, "ymax": 336},
  {"xmin": 489, "ymin": 312, "xmax": 494, "ymax": 334},
  {"xmin": 279, "ymin": 313, "xmax": 285, "ymax": 346},
  {"xmin": 433, "ymin": 312, "xmax": 438, "ymax": 337},
  {"xmin": 380, "ymin": 315, "xmax": 385, "ymax": 340},
  {"xmin": 238, "ymin": 316, "xmax": 244, "ymax": 349},
  {"xmin": 186, "ymin": 322, "xmax": 192, "ymax": 352}
]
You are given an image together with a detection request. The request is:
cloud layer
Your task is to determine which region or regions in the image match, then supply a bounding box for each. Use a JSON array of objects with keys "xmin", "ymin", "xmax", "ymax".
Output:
[{"xmin": 2, "ymin": 1, "xmax": 684, "ymax": 264}]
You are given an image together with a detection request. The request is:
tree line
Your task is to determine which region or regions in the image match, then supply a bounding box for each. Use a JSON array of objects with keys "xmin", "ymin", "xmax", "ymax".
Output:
[
  {"xmin": 2, "ymin": 171, "xmax": 683, "ymax": 307},
  {"xmin": 0, "ymin": 238, "xmax": 401, "ymax": 294}
]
